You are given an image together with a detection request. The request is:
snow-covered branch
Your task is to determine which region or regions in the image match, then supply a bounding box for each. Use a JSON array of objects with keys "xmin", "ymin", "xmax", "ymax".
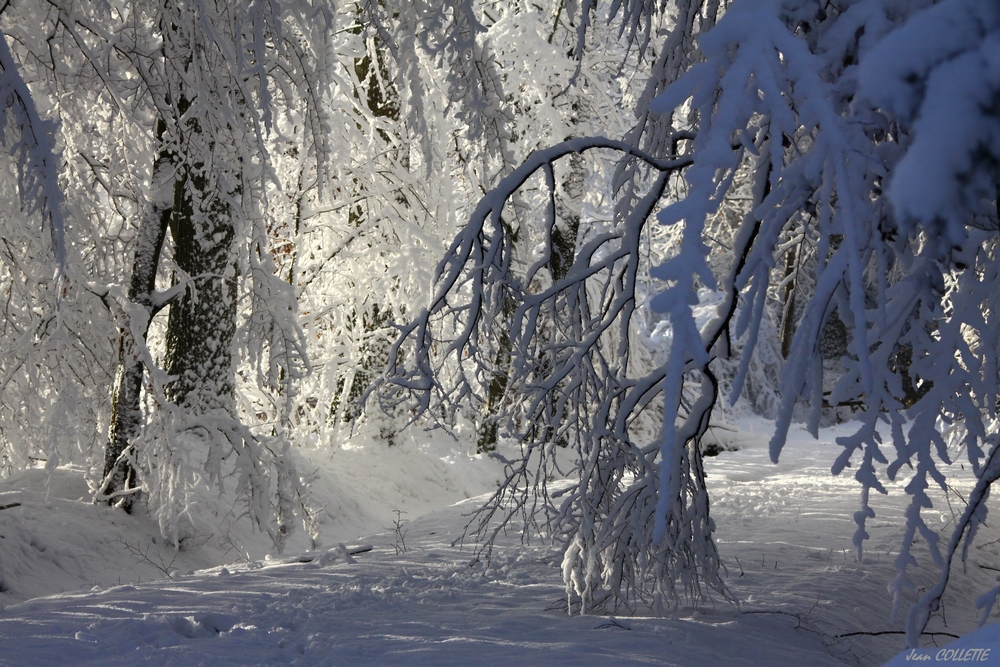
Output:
[{"xmin": 0, "ymin": 29, "xmax": 67, "ymax": 283}]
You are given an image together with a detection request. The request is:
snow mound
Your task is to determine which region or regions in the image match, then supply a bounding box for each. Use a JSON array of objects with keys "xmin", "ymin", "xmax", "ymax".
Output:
[{"xmin": 0, "ymin": 429, "xmax": 503, "ymax": 606}]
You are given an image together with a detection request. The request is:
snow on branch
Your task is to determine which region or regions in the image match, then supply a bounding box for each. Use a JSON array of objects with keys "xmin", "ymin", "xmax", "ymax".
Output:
[
  {"xmin": 375, "ymin": 133, "xmax": 752, "ymax": 612},
  {"xmin": 650, "ymin": 0, "xmax": 1000, "ymax": 642},
  {"xmin": 380, "ymin": 0, "xmax": 1000, "ymax": 629},
  {"xmin": 0, "ymin": 30, "xmax": 67, "ymax": 284},
  {"xmin": 378, "ymin": 135, "xmax": 690, "ymax": 414}
]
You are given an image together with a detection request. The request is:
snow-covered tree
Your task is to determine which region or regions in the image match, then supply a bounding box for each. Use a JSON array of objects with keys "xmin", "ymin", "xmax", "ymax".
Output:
[
  {"xmin": 375, "ymin": 0, "xmax": 729, "ymax": 614},
  {"xmin": 0, "ymin": 0, "xmax": 324, "ymax": 546},
  {"xmin": 1, "ymin": 0, "xmax": 616, "ymax": 545},
  {"xmin": 292, "ymin": 0, "xmax": 635, "ymax": 451},
  {"xmin": 0, "ymin": 3, "xmax": 118, "ymax": 483},
  {"xmin": 6, "ymin": 0, "xmax": 997, "ymax": 642},
  {"xmin": 378, "ymin": 0, "xmax": 1000, "ymax": 637},
  {"xmin": 855, "ymin": 0, "xmax": 1000, "ymax": 645}
]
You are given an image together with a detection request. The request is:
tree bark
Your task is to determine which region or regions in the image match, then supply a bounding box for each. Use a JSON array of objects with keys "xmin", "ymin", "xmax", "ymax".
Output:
[
  {"xmin": 163, "ymin": 149, "xmax": 238, "ymax": 412},
  {"xmin": 101, "ymin": 122, "xmax": 174, "ymax": 510},
  {"xmin": 550, "ymin": 151, "xmax": 584, "ymax": 284},
  {"xmin": 780, "ymin": 242, "xmax": 797, "ymax": 360}
]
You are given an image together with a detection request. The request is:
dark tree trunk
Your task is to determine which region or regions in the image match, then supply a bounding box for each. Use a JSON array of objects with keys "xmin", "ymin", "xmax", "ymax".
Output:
[
  {"xmin": 475, "ymin": 150, "xmax": 585, "ymax": 453},
  {"xmin": 163, "ymin": 157, "xmax": 238, "ymax": 412},
  {"xmin": 780, "ymin": 242, "xmax": 797, "ymax": 360},
  {"xmin": 101, "ymin": 123, "xmax": 174, "ymax": 510},
  {"xmin": 550, "ymin": 151, "xmax": 584, "ymax": 284}
]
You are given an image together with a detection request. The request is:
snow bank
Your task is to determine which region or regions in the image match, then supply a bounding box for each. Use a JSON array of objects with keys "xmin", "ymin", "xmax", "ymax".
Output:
[
  {"xmin": 2, "ymin": 419, "xmax": 998, "ymax": 666},
  {"xmin": 0, "ymin": 427, "xmax": 502, "ymax": 605}
]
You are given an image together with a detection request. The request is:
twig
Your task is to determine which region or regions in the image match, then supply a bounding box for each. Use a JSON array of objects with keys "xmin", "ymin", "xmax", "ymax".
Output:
[
  {"xmin": 115, "ymin": 538, "xmax": 179, "ymax": 578},
  {"xmin": 834, "ymin": 630, "xmax": 958, "ymax": 640},
  {"xmin": 389, "ymin": 510, "xmax": 408, "ymax": 555},
  {"xmin": 594, "ymin": 618, "xmax": 631, "ymax": 630},
  {"xmin": 219, "ymin": 528, "xmax": 252, "ymax": 565}
]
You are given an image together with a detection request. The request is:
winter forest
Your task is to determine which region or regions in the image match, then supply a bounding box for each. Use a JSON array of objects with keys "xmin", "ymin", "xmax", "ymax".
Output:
[{"xmin": 0, "ymin": 0, "xmax": 998, "ymax": 664}]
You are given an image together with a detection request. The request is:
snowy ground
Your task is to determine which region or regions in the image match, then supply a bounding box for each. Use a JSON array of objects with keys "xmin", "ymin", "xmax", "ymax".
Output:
[{"xmin": 1, "ymin": 419, "xmax": 998, "ymax": 666}]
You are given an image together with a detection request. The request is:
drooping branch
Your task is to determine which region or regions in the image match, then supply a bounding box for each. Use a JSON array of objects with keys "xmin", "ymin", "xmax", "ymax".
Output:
[
  {"xmin": 380, "ymin": 135, "xmax": 691, "ymax": 402},
  {"xmin": 376, "ymin": 132, "xmax": 754, "ymax": 611},
  {"xmin": 0, "ymin": 29, "xmax": 67, "ymax": 283}
]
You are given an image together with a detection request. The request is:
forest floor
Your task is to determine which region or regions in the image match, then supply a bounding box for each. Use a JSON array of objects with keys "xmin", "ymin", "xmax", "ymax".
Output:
[{"xmin": 0, "ymin": 418, "xmax": 997, "ymax": 666}]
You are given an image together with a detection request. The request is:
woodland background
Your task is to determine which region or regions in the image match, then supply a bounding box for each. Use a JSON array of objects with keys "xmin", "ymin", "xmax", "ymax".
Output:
[{"xmin": 1, "ymin": 0, "xmax": 999, "ymax": 652}]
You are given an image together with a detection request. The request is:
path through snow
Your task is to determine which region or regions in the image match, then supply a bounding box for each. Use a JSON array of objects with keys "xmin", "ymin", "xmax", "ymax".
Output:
[
  {"xmin": 1, "ymin": 419, "xmax": 998, "ymax": 666},
  {"xmin": 0, "ymin": 496, "xmax": 844, "ymax": 667}
]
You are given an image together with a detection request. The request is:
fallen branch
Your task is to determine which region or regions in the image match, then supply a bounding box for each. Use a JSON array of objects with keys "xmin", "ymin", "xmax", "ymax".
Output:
[
  {"xmin": 115, "ymin": 537, "xmax": 179, "ymax": 578},
  {"xmin": 834, "ymin": 630, "xmax": 959, "ymax": 640}
]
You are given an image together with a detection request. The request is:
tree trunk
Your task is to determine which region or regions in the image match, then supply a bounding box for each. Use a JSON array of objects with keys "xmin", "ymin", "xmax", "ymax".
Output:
[
  {"xmin": 551, "ymin": 151, "xmax": 584, "ymax": 284},
  {"xmin": 163, "ymin": 153, "xmax": 238, "ymax": 412},
  {"xmin": 101, "ymin": 122, "xmax": 174, "ymax": 510},
  {"xmin": 780, "ymin": 242, "xmax": 797, "ymax": 360},
  {"xmin": 475, "ymin": 151, "xmax": 585, "ymax": 453}
]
